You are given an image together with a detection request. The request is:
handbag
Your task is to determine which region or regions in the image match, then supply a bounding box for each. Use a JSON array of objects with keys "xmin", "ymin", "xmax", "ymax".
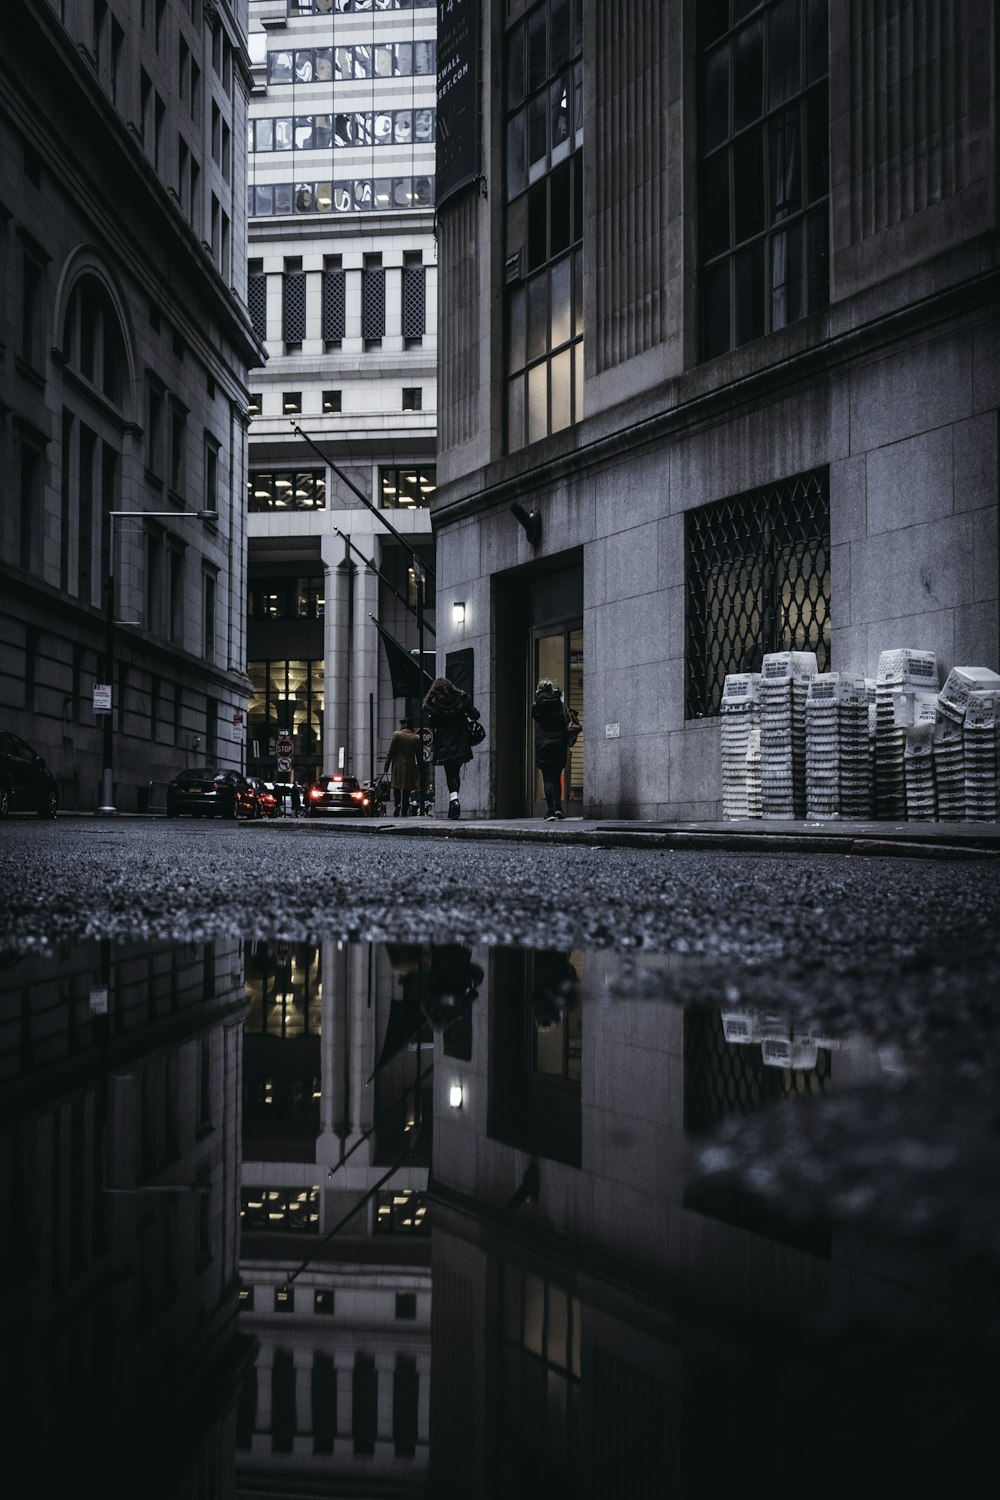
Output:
[
  {"xmin": 466, "ymin": 714, "xmax": 486, "ymax": 746},
  {"xmin": 565, "ymin": 707, "xmax": 582, "ymax": 747}
]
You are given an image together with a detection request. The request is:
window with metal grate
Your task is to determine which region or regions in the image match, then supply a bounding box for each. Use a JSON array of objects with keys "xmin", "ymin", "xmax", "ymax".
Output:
[
  {"xmin": 247, "ymin": 271, "xmax": 267, "ymax": 339},
  {"xmin": 402, "ymin": 262, "xmax": 425, "ymax": 340},
  {"xmin": 362, "ymin": 265, "xmax": 385, "ymax": 341},
  {"xmin": 322, "ymin": 268, "xmax": 345, "ymax": 342},
  {"xmin": 283, "ymin": 270, "xmax": 306, "ymax": 343},
  {"xmin": 684, "ymin": 468, "xmax": 830, "ymax": 719}
]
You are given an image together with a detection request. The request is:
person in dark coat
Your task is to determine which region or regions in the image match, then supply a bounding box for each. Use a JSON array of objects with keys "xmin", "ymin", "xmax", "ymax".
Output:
[
  {"xmin": 532, "ymin": 678, "xmax": 570, "ymax": 819},
  {"xmin": 423, "ymin": 676, "xmax": 480, "ymax": 820},
  {"xmin": 383, "ymin": 717, "xmax": 421, "ymax": 816}
]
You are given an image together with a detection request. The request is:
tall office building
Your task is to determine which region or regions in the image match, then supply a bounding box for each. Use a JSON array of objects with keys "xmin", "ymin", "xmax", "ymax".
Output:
[
  {"xmin": 432, "ymin": 0, "xmax": 999, "ymax": 819},
  {"xmin": 0, "ymin": 0, "xmax": 261, "ymax": 813},
  {"xmin": 244, "ymin": 0, "xmax": 438, "ymax": 791}
]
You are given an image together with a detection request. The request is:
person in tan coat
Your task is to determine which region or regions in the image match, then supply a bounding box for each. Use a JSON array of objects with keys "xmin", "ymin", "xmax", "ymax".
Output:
[{"xmin": 383, "ymin": 717, "xmax": 421, "ymax": 816}]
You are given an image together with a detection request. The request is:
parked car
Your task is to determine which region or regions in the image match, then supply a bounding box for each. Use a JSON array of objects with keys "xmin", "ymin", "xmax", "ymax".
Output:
[
  {"xmin": 247, "ymin": 777, "xmax": 278, "ymax": 818},
  {"xmin": 0, "ymin": 730, "xmax": 59, "ymax": 817},
  {"xmin": 166, "ymin": 768, "xmax": 258, "ymax": 820},
  {"xmin": 305, "ymin": 774, "xmax": 373, "ymax": 817}
]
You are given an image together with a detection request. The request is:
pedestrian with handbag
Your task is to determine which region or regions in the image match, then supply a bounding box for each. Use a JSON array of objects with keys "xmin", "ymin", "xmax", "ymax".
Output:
[
  {"xmin": 383, "ymin": 717, "xmax": 421, "ymax": 817},
  {"xmin": 422, "ymin": 676, "xmax": 482, "ymax": 820},
  {"xmin": 532, "ymin": 678, "xmax": 578, "ymax": 820}
]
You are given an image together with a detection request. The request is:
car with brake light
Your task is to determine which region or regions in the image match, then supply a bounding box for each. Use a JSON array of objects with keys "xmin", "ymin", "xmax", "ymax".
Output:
[
  {"xmin": 166, "ymin": 768, "xmax": 258, "ymax": 820},
  {"xmin": 247, "ymin": 777, "xmax": 278, "ymax": 818},
  {"xmin": 305, "ymin": 774, "xmax": 372, "ymax": 816}
]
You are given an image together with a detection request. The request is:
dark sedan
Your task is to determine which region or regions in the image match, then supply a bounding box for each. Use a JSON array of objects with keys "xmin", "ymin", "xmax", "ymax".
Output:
[
  {"xmin": 0, "ymin": 731, "xmax": 59, "ymax": 817},
  {"xmin": 247, "ymin": 777, "xmax": 278, "ymax": 818},
  {"xmin": 305, "ymin": 774, "xmax": 372, "ymax": 817},
  {"xmin": 166, "ymin": 768, "xmax": 258, "ymax": 820}
]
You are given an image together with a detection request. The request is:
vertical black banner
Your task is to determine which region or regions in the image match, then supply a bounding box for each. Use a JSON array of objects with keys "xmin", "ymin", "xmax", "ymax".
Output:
[{"xmin": 436, "ymin": 0, "xmax": 481, "ymax": 208}]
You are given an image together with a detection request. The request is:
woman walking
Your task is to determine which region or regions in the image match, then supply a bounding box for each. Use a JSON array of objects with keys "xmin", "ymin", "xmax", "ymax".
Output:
[
  {"xmin": 532, "ymin": 678, "xmax": 570, "ymax": 820},
  {"xmin": 423, "ymin": 676, "xmax": 480, "ymax": 820},
  {"xmin": 383, "ymin": 717, "xmax": 421, "ymax": 816}
]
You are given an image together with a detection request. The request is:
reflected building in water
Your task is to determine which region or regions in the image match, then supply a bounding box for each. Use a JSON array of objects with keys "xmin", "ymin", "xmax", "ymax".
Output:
[
  {"xmin": 428, "ymin": 949, "xmax": 997, "ymax": 1498},
  {"xmin": 235, "ymin": 941, "xmax": 438, "ymax": 1491},
  {"xmin": 0, "ymin": 940, "xmax": 251, "ymax": 1499}
]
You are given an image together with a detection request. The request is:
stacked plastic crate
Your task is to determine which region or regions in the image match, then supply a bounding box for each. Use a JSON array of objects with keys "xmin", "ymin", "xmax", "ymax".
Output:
[
  {"xmin": 760, "ymin": 651, "xmax": 817, "ymax": 819},
  {"xmin": 937, "ymin": 666, "xmax": 1000, "ymax": 821},
  {"xmin": 875, "ymin": 649, "xmax": 937, "ymax": 820},
  {"xmin": 839, "ymin": 676, "xmax": 875, "ymax": 819},
  {"xmin": 720, "ymin": 673, "xmax": 761, "ymax": 820},
  {"xmin": 805, "ymin": 674, "xmax": 841, "ymax": 819},
  {"xmin": 964, "ymin": 691, "xmax": 1000, "ymax": 822}
]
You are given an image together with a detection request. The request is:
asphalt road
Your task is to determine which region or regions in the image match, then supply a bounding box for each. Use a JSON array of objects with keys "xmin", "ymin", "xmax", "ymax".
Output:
[{"xmin": 2, "ymin": 817, "xmax": 997, "ymax": 1042}]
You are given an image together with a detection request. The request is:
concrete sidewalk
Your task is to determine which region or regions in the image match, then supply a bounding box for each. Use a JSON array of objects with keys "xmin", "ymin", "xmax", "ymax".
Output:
[{"xmin": 282, "ymin": 812, "xmax": 1000, "ymax": 860}]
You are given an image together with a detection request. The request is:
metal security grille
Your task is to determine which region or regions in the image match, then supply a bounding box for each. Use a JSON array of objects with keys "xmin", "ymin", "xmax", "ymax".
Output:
[
  {"xmin": 685, "ymin": 468, "xmax": 830, "ymax": 719},
  {"xmin": 247, "ymin": 272, "xmax": 267, "ymax": 340},
  {"xmin": 362, "ymin": 266, "xmax": 385, "ymax": 340},
  {"xmin": 402, "ymin": 264, "xmax": 426, "ymax": 339},
  {"xmin": 322, "ymin": 269, "xmax": 345, "ymax": 341},
  {"xmin": 683, "ymin": 1008, "xmax": 831, "ymax": 1136},
  {"xmin": 283, "ymin": 270, "xmax": 306, "ymax": 343}
]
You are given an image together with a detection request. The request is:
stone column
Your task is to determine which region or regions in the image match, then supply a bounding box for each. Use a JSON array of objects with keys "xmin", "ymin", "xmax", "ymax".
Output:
[
  {"xmin": 321, "ymin": 539, "xmax": 355, "ymax": 774},
  {"xmin": 335, "ymin": 1350, "xmax": 354, "ymax": 1441},
  {"xmin": 349, "ymin": 550, "xmax": 380, "ymax": 781},
  {"xmin": 317, "ymin": 941, "xmax": 354, "ymax": 1166},
  {"xmin": 375, "ymin": 1349, "xmax": 396, "ymax": 1459},
  {"xmin": 251, "ymin": 1339, "xmax": 273, "ymax": 1454},
  {"xmin": 416, "ymin": 1351, "xmax": 431, "ymax": 1443},
  {"xmin": 292, "ymin": 1344, "xmax": 312, "ymax": 1456}
]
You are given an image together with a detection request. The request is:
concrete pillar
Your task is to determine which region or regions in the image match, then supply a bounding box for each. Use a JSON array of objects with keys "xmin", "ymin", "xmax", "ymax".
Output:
[
  {"xmin": 317, "ymin": 941, "xmax": 354, "ymax": 1165},
  {"xmin": 255, "ymin": 1340, "xmax": 273, "ymax": 1431},
  {"xmin": 347, "ymin": 941, "xmax": 373, "ymax": 1144},
  {"xmin": 349, "ymin": 549, "xmax": 380, "ymax": 780},
  {"xmin": 292, "ymin": 1344, "xmax": 312, "ymax": 1455},
  {"xmin": 322, "ymin": 546, "xmax": 355, "ymax": 774},
  {"xmin": 384, "ymin": 265, "xmax": 403, "ymax": 351},
  {"xmin": 416, "ymin": 1352, "xmax": 431, "ymax": 1443}
]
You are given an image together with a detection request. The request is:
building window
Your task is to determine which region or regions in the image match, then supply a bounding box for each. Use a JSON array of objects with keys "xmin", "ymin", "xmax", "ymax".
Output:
[
  {"xmin": 248, "ymin": 264, "xmax": 267, "ymax": 340},
  {"xmin": 17, "ymin": 438, "xmax": 44, "ymax": 574},
  {"xmin": 146, "ymin": 377, "xmax": 164, "ymax": 476},
  {"xmin": 395, "ymin": 1292, "xmax": 417, "ymax": 1321},
  {"xmin": 393, "ymin": 1357, "xmax": 419, "ymax": 1458},
  {"xmin": 352, "ymin": 1355, "xmax": 377, "ymax": 1457},
  {"xmin": 322, "ymin": 389, "xmax": 341, "ymax": 414},
  {"xmin": 500, "ymin": 1264, "xmax": 580, "ymax": 1484},
  {"xmin": 504, "ymin": 0, "xmax": 585, "ymax": 452},
  {"xmin": 684, "ymin": 468, "xmax": 831, "ymax": 720},
  {"xmin": 146, "ymin": 530, "xmax": 162, "ymax": 632},
  {"xmin": 246, "ymin": 659, "xmax": 324, "ymax": 777},
  {"xmin": 19, "ymin": 247, "xmax": 46, "ymax": 371},
  {"xmin": 322, "ymin": 262, "xmax": 345, "ymax": 343},
  {"xmin": 169, "ymin": 401, "xmax": 187, "ymax": 496},
  {"xmin": 314, "ymin": 1290, "xmax": 335, "ymax": 1315},
  {"xmin": 203, "ymin": 570, "xmax": 217, "ymax": 660},
  {"xmin": 204, "ymin": 434, "xmax": 219, "ymax": 512},
  {"xmin": 375, "ymin": 1189, "xmax": 428, "ymax": 1235},
  {"xmin": 362, "ymin": 259, "xmax": 385, "ymax": 342},
  {"xmin": 247, "ymin": 392, "xmax": 262, "ymax": 417},
  {"xmin": 283, "ymin": 262, "xmax": 306, "ymax": 345},
  {"xmin": 402, "ymin": 255, "xmax": 425, "ymax": 341},
  {"xmin": 379, "ymin": 465, "xmax": 435, "ymax": 509},
  {"xmin": 282, "ymin": 391, "xmax": 302, "ymax": 415},
  {"xmin": 401, "ymin": 387, "xmax": 422, "ymax": 412},
  {"xmin": 169, "ymin": 547, "xmax": 185, "ymax": 644},
  {"xmin": 248, "ymin": 469, "xmax": 326, "ymax": 512},
  {"xmin": 241, "ymin": 1187, "xmax": 320, "ymax": 1232},
  {"xmin": 247, "ymin": 578, "xmax": 324, "ymax": 620},
  {"xmin": 699, "ymin": 0, "xmax": 829, "ymax": 360}
]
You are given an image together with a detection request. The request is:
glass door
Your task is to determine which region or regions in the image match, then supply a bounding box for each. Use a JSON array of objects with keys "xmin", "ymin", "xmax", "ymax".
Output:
[{"xmin": 531, "ymin": 623, "xmax": 583, "ymax": 817}]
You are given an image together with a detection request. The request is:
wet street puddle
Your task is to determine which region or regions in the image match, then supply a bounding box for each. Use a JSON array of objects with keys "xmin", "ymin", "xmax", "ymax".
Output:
[{"xmin": 2, "ymin": 938, "xmax": 997, "ymax": 1497}]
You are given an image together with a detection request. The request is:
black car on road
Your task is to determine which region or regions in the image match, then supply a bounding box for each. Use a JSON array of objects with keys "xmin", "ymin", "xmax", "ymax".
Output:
[
  {"xmin": 305, "ymin": 774, "xmax": 373, "ymax": 817},
  {"xmin": 0, "ymin": 731, "xmax": 59, "ymax": 817},
  {"xmin": 166, "ymin": 768, "xmax": 258, "ymax": 820}
]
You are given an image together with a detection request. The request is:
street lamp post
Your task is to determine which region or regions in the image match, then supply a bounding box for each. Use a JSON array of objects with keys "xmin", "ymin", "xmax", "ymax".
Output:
[{"xmin": 97, "ymin": 508, "xmax": 218, "ymax": 816}]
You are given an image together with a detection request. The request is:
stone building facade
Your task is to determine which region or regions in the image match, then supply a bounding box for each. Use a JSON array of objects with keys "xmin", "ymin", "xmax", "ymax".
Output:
[
  {"xmin": 0, "ymin": 0, "xmax": 261, "ymax": 813},
  {"xmin": 244, "ymin": 0, "xmax": 438, "ymax": 789},
  {"xmin": 433, "ymin": 0, "xmax": 999, "ymax": 819}
]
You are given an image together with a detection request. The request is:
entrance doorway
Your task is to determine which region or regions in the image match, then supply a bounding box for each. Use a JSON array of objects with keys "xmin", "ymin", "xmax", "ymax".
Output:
[{"xmin": 531, "ymin": 623, "xmax": 583, "ymax": 817}]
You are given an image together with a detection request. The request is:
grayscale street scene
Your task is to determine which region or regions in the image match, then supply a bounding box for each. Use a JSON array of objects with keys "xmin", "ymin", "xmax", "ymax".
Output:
[{"xmin": 2, "ymin": 1, "xmax": 999, "ymax": 1497}]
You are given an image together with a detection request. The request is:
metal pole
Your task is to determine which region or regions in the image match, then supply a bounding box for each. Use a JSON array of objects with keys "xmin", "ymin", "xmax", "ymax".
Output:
[
  {"xmin": 417, "ymin": 564, "xmax": 427, "ymax": 815},
  {"xmin": 334, "ymin": 527, "xmax": 435, "ymax": 636},
  {"xmin": 97, "ymin": 519, "xmax": 117, "ymax": 815}
]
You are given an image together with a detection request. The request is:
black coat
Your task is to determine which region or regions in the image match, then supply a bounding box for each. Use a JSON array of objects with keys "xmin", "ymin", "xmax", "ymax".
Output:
[
  {"xmin": 425, "ymin": 689, "xmax": 479, "ymax": 766},
  {"xmin": 532, "ymin": 689, "xmax": 569, "ymax": 771}
]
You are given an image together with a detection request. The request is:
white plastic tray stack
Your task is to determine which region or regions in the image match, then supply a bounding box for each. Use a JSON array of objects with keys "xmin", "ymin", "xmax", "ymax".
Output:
[
  {"xmin": 760, "ymin": 651, "xmax": 817, "ymax": 819},
  {"xmin": 720, "ymin": 673, "xmax": 762, "ymax": 821},
  {"xmin": 936, "ymin": 666, "xmax": 1000, "ymax": 821},
  {"xmin": 875, "ymin": 649, "xmax": 938, "ymax": 820},
  {"xmin": 745, "ymin": 722, "xmax": 762, "ymax": 818},
  {"xmin": 805, "ymin": 673, "xmax": 841, "ymax": 819},
  {"xmin": 839, "ymin": 676, "xmax": 874, "ymax": 819},
  {"xmin": 904, "ymin": 720, "xmax": 937, "ymax": 819},
  {"xmin": 964, "ymin": 691, "xmax": 1000, "ymax": 822}
]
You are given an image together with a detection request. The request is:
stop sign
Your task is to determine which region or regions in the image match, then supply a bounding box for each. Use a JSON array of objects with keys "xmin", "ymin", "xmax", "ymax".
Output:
[{"xmin": 275, "ymin": 734, "xmax": 293, "ymax": 757}]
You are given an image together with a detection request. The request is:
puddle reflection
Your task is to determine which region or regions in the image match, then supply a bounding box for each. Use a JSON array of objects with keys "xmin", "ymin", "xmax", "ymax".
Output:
[{"xmin": 1, "ymin": 940, "xmax": 995, "ymax": 1498}]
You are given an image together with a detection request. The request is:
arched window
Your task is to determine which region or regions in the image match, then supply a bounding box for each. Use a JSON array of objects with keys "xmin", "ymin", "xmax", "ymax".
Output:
[{"xmin": 62, "ymin": 275, "xmax": 127, "ymax": 407}]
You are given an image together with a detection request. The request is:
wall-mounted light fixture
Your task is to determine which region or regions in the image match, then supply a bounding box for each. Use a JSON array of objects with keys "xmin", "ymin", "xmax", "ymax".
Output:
[
  {"xmin": 511, "ymin": 501, "xmax": 542, "ymax": 546},
  {"xmin": 449, "ymin": 1083, "xmax": 463, "ymax": 1109},
  {"xmin": 452, "ymin": 601, "xmax": 466, "ymax": 625}
]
